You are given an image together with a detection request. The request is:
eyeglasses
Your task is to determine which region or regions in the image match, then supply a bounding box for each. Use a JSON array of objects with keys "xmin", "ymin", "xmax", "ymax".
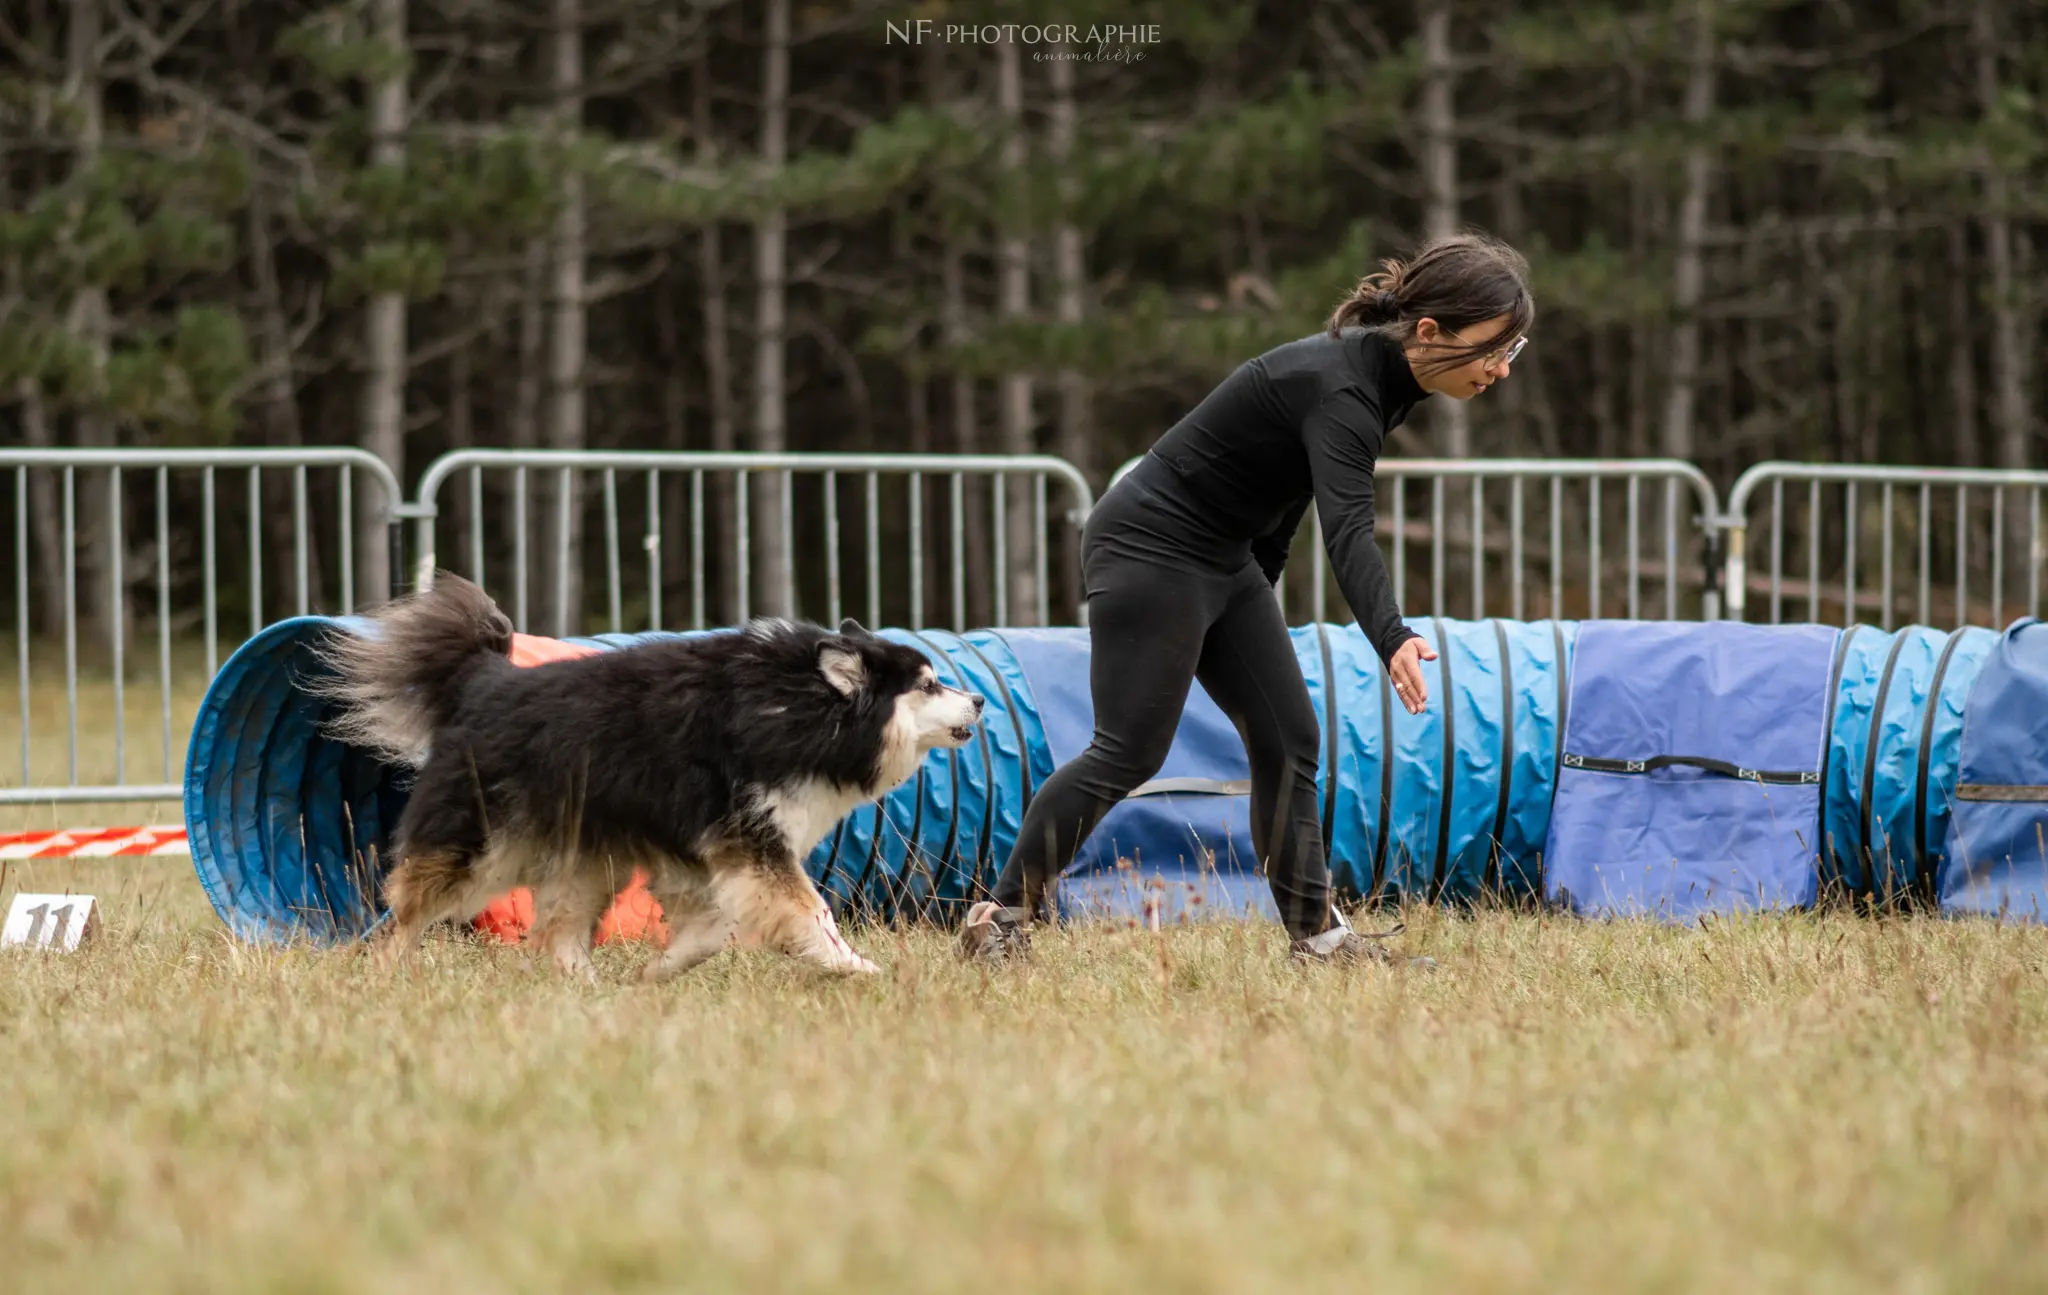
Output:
[{"xmin": 1446, "ymin": 329, "xmax": 1529, "ymax": 369}]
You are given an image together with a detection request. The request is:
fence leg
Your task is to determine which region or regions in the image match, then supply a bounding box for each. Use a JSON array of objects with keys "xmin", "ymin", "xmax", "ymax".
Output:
[
  {"xmin": 1718, "ymin": 524, "xmax": 1744, "ymax": 622},
  {"xmin": 387, "ymin": 518, "xmax": 409, "ymax": 602}
]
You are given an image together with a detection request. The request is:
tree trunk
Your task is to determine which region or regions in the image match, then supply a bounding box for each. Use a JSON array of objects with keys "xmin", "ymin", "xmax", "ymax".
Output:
[
  {"xmin": 1590, "ymin": 326, "xmax": 1620, "ymax": 459},
  {"xmin": 1624, "ymin": 56, "xmax": 1653, "ymax": 460},
  {"xmin": 652, "ymin": 268, "xmax": 687, "ymax": 628},
  {"xmin": 1970, "ymin": 0, "xmax": 2032, "ymax": 609},
  {"xmin": 931, "ymin": 43, "xmax": 987, "ymax": 630},
  {"xmin": 1048, "ymin": 50, "xmax": 1091, "ymax": 626},
  {"xmin": 511, "ymin": 241, "xmax": 545, "ymax": 454},
  {"xmin": 358, "ymin": 0, "xmax": 407, "ymax": 607},
  {"xmin": 1418, "ymin": 0, "xmax": 1469, "ymax": 605},
  {"xmin": 995, "ymin": 39, "xmax": 1037, "ymax": 625},
  {"xmin": 1947, "ymin": 221, "xmax": 1981, "ymax": 467},
  {"xmin": 447, "ymin": 331, "xmax": 473, "ymax": 577},
  {"xmin": 908, "ymin": 364, "xmax": 933, "ymax": 627},
  {"xmin": 696, "ymin": 37, "xmax": 738, "ymax": 625},
  {"xmin": 16, "ymin": 379, "xmax": 67, "ymax": 639},
  {"xmin": 542, "ymin": 0, "xmax": 587, "ymax": 636},
  {"xmin": 1418, "ymin": 0, "xmax": 1467, "ymax": 460},
  {"xmin": 1972, "ymin": 0, "xmax": 2033, "ymax": 473},
  {"xmin": 65, "ymin": 0, "xmax": 119, "ymax": 655},
  {"xmin": 943, "ymin": 241, "xmax": 988, "ymax": 630},
  {"xmin": 249, "ymin": 183, "xmax": 326, "ymax": 613},
  {"xmin": 1661, "ymin": 0, "xmax": 1715, "ymax": 462},
  {"xmin": 751, "ymin": 0, "xmax": 793, "ymax": 619}
]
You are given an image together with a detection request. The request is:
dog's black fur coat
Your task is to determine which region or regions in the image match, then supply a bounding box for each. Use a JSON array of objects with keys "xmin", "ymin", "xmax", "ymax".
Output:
[{"xmin": 313, "ymin": 572, "xmax": 981, "ymax": 978}]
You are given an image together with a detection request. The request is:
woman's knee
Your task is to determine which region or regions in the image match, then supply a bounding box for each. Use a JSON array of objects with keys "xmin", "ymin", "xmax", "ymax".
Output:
[
  {"xmin": 1076, "ymin": 724, "xmax": 1176, "ymax": 795},
  {"xmin": 1247, "ymin": 706, "xmax": 1322, "ymax": 779}
]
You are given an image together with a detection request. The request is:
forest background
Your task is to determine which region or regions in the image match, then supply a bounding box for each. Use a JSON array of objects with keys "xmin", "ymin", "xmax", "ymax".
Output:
[{"xmin": 2, "ymin": 0, "xmax": 2043, "ymax": 635}]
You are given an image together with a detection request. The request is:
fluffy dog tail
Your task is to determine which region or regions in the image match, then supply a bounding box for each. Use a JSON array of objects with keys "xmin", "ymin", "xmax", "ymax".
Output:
[{"xmin": 311, "ymin": 572, "xmax": 514, "ymax": 767}]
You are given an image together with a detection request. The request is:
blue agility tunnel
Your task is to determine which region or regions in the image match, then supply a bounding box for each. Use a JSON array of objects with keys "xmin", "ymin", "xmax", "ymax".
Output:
[
  {"xmin": 1940, "ymin": 618, "xmax": 2048, "ymax": 920},
  {"xmin": 181, "ymin": 614, "xmax": 1578, "ymax": 944},
  {"xmin": 181, "ymin": 613, "xmax": 2036, "ymax": 944},
  {"xmin": 1821, "ymin": 624, "xmax": 1996, "ymax": 903}
]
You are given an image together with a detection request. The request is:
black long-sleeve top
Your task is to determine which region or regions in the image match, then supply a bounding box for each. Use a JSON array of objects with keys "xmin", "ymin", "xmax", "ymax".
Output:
[{"xmin": 1116, "ymin": 326, "xmax": 1430, "ymax": 665}]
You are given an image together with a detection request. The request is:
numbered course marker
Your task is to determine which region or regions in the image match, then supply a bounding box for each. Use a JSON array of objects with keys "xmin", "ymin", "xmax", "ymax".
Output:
[{"xmin": 2, "ymin": 893, "xmax": 101, "ymax": 952}]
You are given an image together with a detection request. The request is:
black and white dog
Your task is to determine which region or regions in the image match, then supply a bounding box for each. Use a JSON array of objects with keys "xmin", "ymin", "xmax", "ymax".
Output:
[{"xmin": 313, "ymin": 573, "xmax": 984, "ymax": 980}]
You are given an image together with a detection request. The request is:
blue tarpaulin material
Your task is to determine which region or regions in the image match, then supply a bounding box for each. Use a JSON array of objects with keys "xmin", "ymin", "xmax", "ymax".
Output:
[
  {"xmin": 1940, "ymin": 618, "xmax": 2048, "ymax": 921},
  {"xmin": 181, "ymin": 612, "xmax": 2039, "ymax": 944},
  {"xmin": 1311, "ymin": 617, "xmax": 1577, "ymax": 907},
  {"xmin": 1821, "ymin": 624, "xmax": 1996, "ymax": 901},
  {"xmin": 1542, "ymin": 620, "xmax": 1839, "ymax": 921}
]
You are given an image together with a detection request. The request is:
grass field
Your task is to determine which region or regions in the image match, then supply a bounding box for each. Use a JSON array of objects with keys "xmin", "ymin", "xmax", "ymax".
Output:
[{"xmin": 3, "ymin": 658, "xmax": 2047, "ymax": 1292}]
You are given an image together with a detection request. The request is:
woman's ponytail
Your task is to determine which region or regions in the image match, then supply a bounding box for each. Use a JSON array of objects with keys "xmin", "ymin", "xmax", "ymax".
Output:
[{"xmin": 1327, "ymin": 258, "xmax": 1408, "ymax": 336}]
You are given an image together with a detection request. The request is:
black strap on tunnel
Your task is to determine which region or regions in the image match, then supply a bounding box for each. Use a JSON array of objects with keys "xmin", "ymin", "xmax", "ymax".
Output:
[
  {"xmin": 1859, "ymin": 629, "xmax": 1912, "ymax": 901},
  {"xmin": 851, "ymin": 794, "xmax": 892, "ymax": 921},
  {"xmin": 1544, "ymin": 620, "xmax": 1568, "ymax": 896},
  {"xmin": 1315, "ymin": 624, "xmax": 1342, "ymax": 887},
  {"xmin": 1814, "ymin": 625, "xmax": 1862, "ymax": 892},
  {"xmin": 1913, "ymin": 626, "xmax": 1970, "ymax": 904},
  {"xmin": 893, "ymin": 750, "xmax": 930, "ymax": 921},
  {"xmin": 1956, "ymin": 783, "xmax": 2048, "ymax": 802},
  {"xmin": 848, "ymin": 637, "xmax": 930, "ymax": 922},
  {"xmin": 958, "ymin": 631, "xmax": 1034, "ymax": 890},
  {"xmin": 1429, "ymin": 618, "xmax": 1456, "ymax": 904},
  {"xmin": 1372, "ymin": 634, "xmax": 1395, "ymax": 899},
  {"xmin": 1561, "ymin": 752, "xmax": 1820, "ymax": 785},
  {"xmin": 1487, "ymin": 619, "xmax": 1516, "ymax": 898},
  {"xmin": 820, "ymin": 817, "xmax": 853, "ymax": 916},
  {"xmin": 906, "ymin": 629, "xmax": 973, "ymax": 917}
]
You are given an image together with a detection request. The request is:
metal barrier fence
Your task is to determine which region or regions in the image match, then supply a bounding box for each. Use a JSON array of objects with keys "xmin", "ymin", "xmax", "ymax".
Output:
[
  {"xmin": 1108, "ymin": 455, "xmax": 1726, "ymax": 623},
  {"xmin": 406, "ymin": 450, "xmax": 1098, "ymax": 636},
  {"xmin": 0, "ymin": 448, "xmax": 405, "ymax": 805},
  {"xmin": 1722, "ymin": 462, "xmax": 2048, "ymax": 629},
  {"xmin": 8, "ymin": 445, "xmax": 2042, "ymax": 807}
]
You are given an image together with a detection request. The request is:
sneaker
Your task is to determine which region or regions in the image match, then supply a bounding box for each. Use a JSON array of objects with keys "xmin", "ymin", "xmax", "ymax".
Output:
[
  {"xmin": 957, "ymin": 901, "xmax": 1031, "ymax": 964},
  {"xmin": 1290, "ymin": 919, "xmax": 1435, "ymax": 969}
]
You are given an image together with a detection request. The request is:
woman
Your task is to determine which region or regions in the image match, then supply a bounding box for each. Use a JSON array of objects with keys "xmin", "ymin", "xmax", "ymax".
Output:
[{"xmin": 959, "ymin": 231, "xmax": 1534, "ymax": 966}]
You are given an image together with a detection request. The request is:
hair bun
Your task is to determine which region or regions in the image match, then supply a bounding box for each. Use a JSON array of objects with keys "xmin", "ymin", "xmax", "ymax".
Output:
[{"xmin": 1370, "ymin": 288, "xmax": 1402, "ymax": 322}]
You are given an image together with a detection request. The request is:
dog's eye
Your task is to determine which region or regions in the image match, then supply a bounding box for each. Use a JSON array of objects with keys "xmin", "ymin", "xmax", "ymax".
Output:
[{"xmin": 923, "ymin": 679, "xmax": 939, "ymax": 694}]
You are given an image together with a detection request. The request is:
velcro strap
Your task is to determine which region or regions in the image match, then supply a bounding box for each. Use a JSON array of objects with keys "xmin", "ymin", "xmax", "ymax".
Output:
[
  {"xmin": 1127, "ymin": 777, "xmax": 1252, "ymax": 798},
  {"xmin": 1956, "ymin": 783, "xmax": 2048, "ymax": 803},
  {"xmin": 1562, "ymin": 752, "xmax": 1819, "ymax": 786}
]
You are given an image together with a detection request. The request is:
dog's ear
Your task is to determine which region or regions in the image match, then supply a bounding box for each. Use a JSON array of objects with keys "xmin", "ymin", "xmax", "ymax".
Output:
[
  {"xmin": 838, "ymin": 617, "xmax": 866, "ymax": 637},
  {"xmin": 818, "ymin": 640, "xmax": 868, "ymax": 697}
]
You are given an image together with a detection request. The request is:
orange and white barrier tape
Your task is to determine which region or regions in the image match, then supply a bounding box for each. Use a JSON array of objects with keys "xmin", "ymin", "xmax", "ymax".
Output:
[{"xmin": 0, "ymin": 827, "xmax": 190, "ymax": 859}]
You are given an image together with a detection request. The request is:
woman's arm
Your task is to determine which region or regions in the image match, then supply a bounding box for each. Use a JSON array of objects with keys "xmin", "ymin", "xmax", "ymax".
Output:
[{"xmin": 1300, "ymin": 386, "xmax": 1421, "ymax": 666}]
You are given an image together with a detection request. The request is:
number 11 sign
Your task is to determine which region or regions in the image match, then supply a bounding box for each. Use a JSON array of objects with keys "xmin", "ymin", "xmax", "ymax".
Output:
[{"xmin": 2, "ymin": 893, "xmax": 101, "ymax": 951}]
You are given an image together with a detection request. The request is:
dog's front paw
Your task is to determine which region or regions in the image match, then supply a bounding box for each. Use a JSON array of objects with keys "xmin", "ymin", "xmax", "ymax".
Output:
[{"xmin": 805, "ymin": 909, "xmax": 879, "ymax": 975}]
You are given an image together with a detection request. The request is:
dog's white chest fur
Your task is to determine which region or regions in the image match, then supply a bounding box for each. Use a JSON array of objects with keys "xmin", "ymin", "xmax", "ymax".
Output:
[{"xmin": 758, "ymin": 778, "xmax": 877, "ymax": 859}]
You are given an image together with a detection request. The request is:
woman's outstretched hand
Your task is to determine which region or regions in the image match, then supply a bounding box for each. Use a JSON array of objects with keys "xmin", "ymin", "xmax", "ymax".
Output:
[{"xmin": 1389, "ymin": 636, "xmax": 1438, "ymax": 715}]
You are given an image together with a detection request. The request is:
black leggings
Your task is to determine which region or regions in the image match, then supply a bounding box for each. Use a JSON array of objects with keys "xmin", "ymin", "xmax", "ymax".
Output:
[{"xmin": 990, "ymin": 543, "xmax": 1339, "ymax": 941}]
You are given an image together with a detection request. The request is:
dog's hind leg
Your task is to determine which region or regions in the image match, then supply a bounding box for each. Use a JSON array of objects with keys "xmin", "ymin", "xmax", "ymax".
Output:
[
  {"xmin": 376, "ymin": 751, "xmax": 500, "ymax": 970},
  {"xmin": 375, "ymin": 844, "xmax": 486, "ymax": 969},
  {"xmin": 713, "ymin": 846, "xmax": 878, "ymax": 976},
  {"xmin": 526, "ymin": 863, "xmax": 617, "ymax": 982},
  {"xmin": 640, "ymin": 865, "xmax": 736, "ymax": 984}
]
